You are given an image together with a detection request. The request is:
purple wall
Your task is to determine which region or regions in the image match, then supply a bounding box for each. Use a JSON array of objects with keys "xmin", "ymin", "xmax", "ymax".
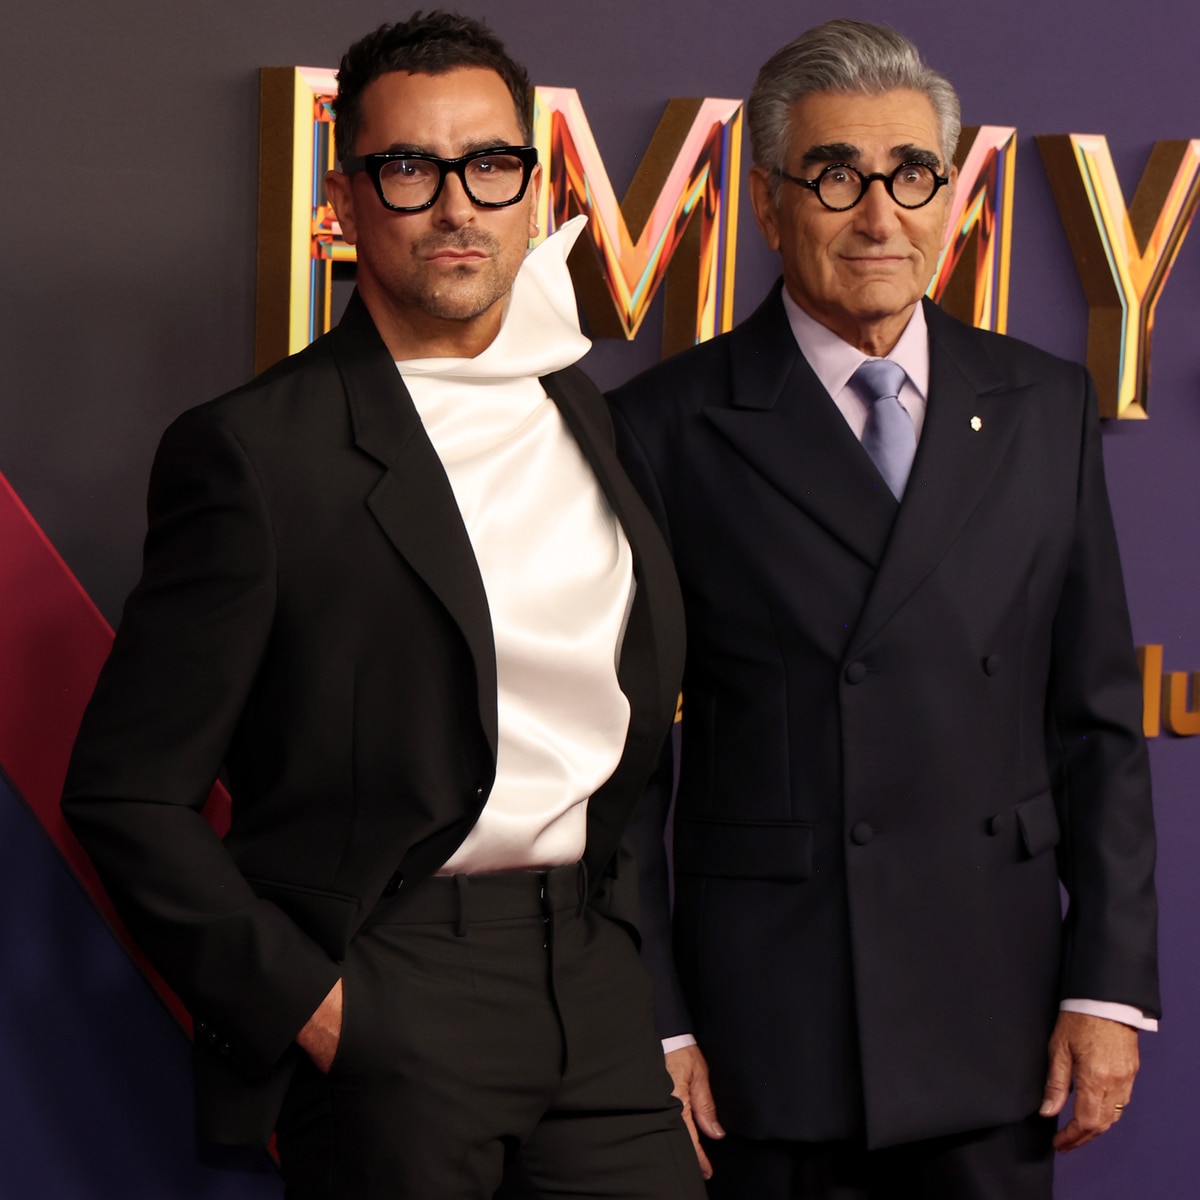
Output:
[{"xmin": 2, "ymin": 1, "xmax": 1196, "ymax": 1194}]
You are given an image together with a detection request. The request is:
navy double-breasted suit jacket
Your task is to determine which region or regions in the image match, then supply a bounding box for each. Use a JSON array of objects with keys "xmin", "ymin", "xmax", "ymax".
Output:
[{"xmin": 608, "ymin": 286, "xmax": 1159, "ymax": 1149}]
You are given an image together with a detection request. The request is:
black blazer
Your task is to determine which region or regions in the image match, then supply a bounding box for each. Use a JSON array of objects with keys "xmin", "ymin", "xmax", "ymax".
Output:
[
  {"xmin": 62, "ymin": 292, "xmax": 685, "ymax": 1145},
  {"xmin": 608, "ymin": 286, "xmax": 1158, "ymax": 1149}
]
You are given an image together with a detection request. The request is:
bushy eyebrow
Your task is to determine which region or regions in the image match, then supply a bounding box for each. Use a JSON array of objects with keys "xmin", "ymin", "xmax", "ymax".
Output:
[
  {"xmin": 799, "ymin": 142, "xmax": 860, "ymax": 167},
  {"xmin": 895, "ymin": 144, "xmax": 943, "ymax": 170},
  {"xmin": 798, "ymin": 142, "xmax": 943, "ymax": 171}
]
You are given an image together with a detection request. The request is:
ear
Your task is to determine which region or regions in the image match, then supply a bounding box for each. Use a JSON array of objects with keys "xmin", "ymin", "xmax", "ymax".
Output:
[
  {"xmin": 748, "ymin": 165, "xmax": 782, "ymax": 253},
  {"xmin": 939, "ymin": 163, "xmax": 959, "ymax": 242},
  {"xmin": 527, "ymin": 161, "xmax": 543, "ymax": 240},
  {"xmin": 325, "ymin": 170, "xmax": 359, "ymax": 245}
]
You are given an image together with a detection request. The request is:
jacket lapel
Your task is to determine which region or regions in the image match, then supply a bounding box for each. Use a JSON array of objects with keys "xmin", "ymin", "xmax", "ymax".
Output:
[
  {"xmin": 331, "ymin": 292, "xmax": 498, "ymax": 754},
  {"xmin": 848, "ymin": 301, "xmax": 1035, "ymax": 654},
  {"xmin": 544, "ymin": 367, "xmax": 686, "ymax": 876},
  {"xmin": 701, "ymin": 286, "xmax": 899, "ymax": 571},
  {"xmin": 542, "ymin": 368, "xmax": 673, "ymax": 729}
]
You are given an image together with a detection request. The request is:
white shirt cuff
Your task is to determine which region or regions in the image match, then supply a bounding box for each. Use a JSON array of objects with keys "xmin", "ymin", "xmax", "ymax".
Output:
[
  {"xmin": 661, "ymin": 1033, "xmax": 698, "ymax": 1053},
  {"xmin": 1060, "ymin": 998, "xmax": 1158, "ymax": 1032}
]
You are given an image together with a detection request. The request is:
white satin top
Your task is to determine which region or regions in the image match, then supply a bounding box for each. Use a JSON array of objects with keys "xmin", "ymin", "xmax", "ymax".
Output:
[{"xmin": 396, "ymin": 217, "xmax": 635, "ymax": 874}]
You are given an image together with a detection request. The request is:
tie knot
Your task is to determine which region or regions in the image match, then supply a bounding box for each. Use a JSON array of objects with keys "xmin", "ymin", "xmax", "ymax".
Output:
[{"xmin": 852, "ymin": 359, "xmax": 907, "ymax": 406}]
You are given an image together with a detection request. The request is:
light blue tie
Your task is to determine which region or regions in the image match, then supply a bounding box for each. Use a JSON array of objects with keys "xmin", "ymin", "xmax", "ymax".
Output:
[{"xmin": 852, "ymin": 359, "xmax": 916, "ymax": 500}]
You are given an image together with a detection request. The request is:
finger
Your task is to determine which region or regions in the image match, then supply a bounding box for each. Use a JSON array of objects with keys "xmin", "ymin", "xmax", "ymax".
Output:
[
  {"xmin": 1072, "ymin": 1079, "xmax": 1108, "ymax": 1130},
  {"xmin": 687, "ymin": 1067, "xmax": 725, "ymax": 1140},
  {"xmin": 680, "ymin": 1105, "xmax": 714, "ymax": 1179},
  {"xmin": 1054, "ymin": 1117, "xmax": 1098, "ymax": 1152},
  {"xmin": 1040, "ymin": 1035, "xmax": 1073, "ymax": 1117},
  {"xmin": 1054, "ymin": 1109, "xmax": 1111, "ymax": 1153},
  {"xmin": 1054, "ymin": 1085, "xmax": 1116, "ymax": 1151}
]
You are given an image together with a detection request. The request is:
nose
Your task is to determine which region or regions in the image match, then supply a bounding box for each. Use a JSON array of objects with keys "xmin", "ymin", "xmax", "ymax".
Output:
[
  {"xmin": 432, "ymin": 168, "xmax": 475, "ymax": 227},
  {"xmin": 853, "ymin": 176, "xmax": 901, "ymax": 239}
]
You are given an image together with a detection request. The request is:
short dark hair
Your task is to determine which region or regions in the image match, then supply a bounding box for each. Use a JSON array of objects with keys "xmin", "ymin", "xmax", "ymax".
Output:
[{"xmin": 334, "ymin": 11, "xmax": 532, "ymax": 164}]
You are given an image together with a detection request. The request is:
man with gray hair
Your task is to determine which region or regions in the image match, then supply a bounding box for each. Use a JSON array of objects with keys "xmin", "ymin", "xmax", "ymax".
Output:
[{"xmin": 609, "ymin": 19, "xmax": 1159, "ymax": 1198}]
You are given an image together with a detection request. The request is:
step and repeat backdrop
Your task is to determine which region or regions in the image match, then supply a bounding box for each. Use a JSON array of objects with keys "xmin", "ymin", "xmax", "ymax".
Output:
[{"xmin": 2, "ymin": 0, "xmax": 1196, "ymax": 1195}]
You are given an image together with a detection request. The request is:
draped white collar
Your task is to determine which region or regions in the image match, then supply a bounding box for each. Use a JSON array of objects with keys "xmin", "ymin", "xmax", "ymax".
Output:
[{"xmin": 394, "ymin": 215, "xmax": 591, "ymax": 381}]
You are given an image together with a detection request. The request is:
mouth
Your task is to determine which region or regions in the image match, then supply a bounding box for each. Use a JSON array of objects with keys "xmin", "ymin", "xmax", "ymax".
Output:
[
  {"xmin": 425, "ymin": 249, "xmax": 489, "ymax": 265},
  {"xmin": 839, "ymin": 254, "xmax": 912, "ymax": 275},
  {"xmin": 419, "ymin": 233, "xmax": 496, "ymax": 266}
]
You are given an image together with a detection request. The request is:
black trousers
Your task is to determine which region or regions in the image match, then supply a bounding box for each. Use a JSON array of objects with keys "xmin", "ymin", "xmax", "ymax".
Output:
[
  {"xmin": 276, "ymin": 865, "xmax": 704, "ymax": 1200},
  {"xmin": 704, "ymin": 1118, "xmax": 1055, "ymax": 1200}
]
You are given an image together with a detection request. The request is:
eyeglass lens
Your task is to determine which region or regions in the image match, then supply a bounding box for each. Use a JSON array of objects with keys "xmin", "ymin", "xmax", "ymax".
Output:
[
  {"xmin": 379, "ymin": 152, "xmax": 529, "ymax": 208},
  {"xmin": 819, "ymin": 163, "xmax": 939, "ymax": 209}
]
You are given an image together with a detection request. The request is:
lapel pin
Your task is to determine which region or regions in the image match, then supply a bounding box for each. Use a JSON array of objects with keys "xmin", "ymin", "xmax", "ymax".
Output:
[{"xmin": 970, "ymin": 416, "xmax": 983, "ymax": 431}]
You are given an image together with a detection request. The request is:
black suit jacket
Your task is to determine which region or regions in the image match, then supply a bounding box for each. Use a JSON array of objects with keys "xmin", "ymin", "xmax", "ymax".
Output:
[
  {"xmin": 608, "ymin": 286, "xmax": 1158, "ymax": 1149},
  {"xmin": 62, "ymin": 292, "xmax": 685, "ymax": 1145}
]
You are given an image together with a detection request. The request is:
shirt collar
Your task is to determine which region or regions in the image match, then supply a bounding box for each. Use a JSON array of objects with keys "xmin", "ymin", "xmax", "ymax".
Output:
[
  {"xmin": 780, "ymin": 287, "xmax": 930, "ymax": 401},
  {"xmin": 395, "ymin": 215, "xmax": 591, "ymax": 381}
]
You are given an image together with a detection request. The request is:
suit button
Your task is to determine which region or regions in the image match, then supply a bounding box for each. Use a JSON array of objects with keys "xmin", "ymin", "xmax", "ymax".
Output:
[
  {"xmin": 474, "ymin": 784, "xmax": 486, "ymax": 800},
  {"xmin": 987, "ymin": 813, "xmax": 1007, "ymax": 835},
  {"xmin": 845, "ymin": 662, "xmax": 868, "ymax": 685},
  {"xmin": 983, "ymin": 654, "xmax": 1002, "ymax": 676},
  {"xmin": 383, "ymin": 872, "xmax": 403, "ymax": 896},
  {"xmin": 850, "ymin": 822, "xmax": 874, "ymax": 845},
  {"xmin": 219, "ymin": 1042, "xmax": 232, "ymax": 1057}
]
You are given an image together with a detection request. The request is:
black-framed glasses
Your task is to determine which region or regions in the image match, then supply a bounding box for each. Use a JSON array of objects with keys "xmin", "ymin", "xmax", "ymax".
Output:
[
  {"xmin": 340, "ymin": 145, "xmax": 538, "ymax": 212},
  {"xmin": 776, "ymin": 161, "xmax": 949, "ymax": 212}
]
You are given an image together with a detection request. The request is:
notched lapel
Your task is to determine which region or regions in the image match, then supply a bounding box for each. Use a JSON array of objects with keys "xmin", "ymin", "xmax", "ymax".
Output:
[
  {"xmin": 332, "ymin": 293, "xmax": 498, "ymax": 752},
  {"xmin": 366, "ymin": 466, "xmax": 498, "ymax": 750},
  {"xmin": 702, "ymin": 288, "xmax": 898, "ymax": 570},
  {"xmin": 849, "ymin": 306, "xmax": 1034, "ymax": 654}
]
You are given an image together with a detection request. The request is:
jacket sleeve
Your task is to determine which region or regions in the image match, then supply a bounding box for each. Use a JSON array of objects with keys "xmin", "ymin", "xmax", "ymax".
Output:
[
  {"xmin": 62, "ymin": 406, "xmax": 341, "ymax": 1076},
  {"xmin": 1047, "ymin": 373, "xmax": 1160, "ymax": 1017}
]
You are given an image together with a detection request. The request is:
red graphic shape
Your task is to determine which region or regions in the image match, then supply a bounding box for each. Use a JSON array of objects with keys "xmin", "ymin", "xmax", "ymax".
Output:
[{"xmin": 0, "ymin": 469, "xmax": 231, "ymax": 1032}]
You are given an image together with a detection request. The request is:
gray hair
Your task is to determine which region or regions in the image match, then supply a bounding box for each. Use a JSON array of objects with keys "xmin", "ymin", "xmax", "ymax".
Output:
[{"xmin": 748, "ymin": 20, "xmax": 961, "ymax": 184}]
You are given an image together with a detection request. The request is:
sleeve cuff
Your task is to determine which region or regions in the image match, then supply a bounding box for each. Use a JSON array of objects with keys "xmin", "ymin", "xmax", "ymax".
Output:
[
  {"xmin": 1060, "ymin": 998, "xmax": 1158, "ymax": 1032},
  {"xmin": 661, "ymin": 1033, "xmax": 698, "ymax": 1053}
]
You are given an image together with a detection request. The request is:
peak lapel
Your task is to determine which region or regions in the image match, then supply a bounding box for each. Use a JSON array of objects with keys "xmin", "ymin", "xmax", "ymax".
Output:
[
  {"xmin": 332, "ymin": 293, "xmax": 498, "ymax": 752},
  {"xmin": 848, "ymin": 303, "xmax": 1034, "ymax": 655},
  {"xmin": 701, "ymin": 287, "xmax": 898, "ymax": 570}
]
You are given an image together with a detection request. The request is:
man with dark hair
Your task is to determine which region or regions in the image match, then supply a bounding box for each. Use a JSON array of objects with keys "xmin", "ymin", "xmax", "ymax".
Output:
[
  {"xmin": 610, "ymin": 18, "xmax": 1158, "ymax": 1200},
  {"xmin": 333, "ymin": 12, "xmax": 534, "ymax": 156},
  {"xmin": 62, "ymin": 12, "xmax": 704, "ymax": 1199}
]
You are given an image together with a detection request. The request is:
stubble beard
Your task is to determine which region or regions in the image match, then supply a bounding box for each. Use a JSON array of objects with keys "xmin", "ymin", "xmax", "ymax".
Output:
[{"xmin": 403, "ymin": 229, "xmax": 518, "ymax": 324}]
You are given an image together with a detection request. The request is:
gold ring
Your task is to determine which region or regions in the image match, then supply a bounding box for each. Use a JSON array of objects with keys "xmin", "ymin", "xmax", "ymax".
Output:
[{"xmin": 1114, "ymin": 1103, "xmax": 1127, "ymax": 1113}]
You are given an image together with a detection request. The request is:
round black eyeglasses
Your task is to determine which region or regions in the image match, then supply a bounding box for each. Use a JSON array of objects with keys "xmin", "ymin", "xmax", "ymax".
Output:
[
  {"xmin": 776, "ymin": 161, "xmax": 950, "ymax": 212},
  {"xmin": 340, "ymin": 146, "xmax": 539, "ymax": 212}
]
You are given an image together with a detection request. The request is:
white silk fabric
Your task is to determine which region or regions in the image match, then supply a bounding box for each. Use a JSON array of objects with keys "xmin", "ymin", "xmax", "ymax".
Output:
[{"xmin": 396, "ymin": 217, "xmax": 635, "ymax": 873}]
